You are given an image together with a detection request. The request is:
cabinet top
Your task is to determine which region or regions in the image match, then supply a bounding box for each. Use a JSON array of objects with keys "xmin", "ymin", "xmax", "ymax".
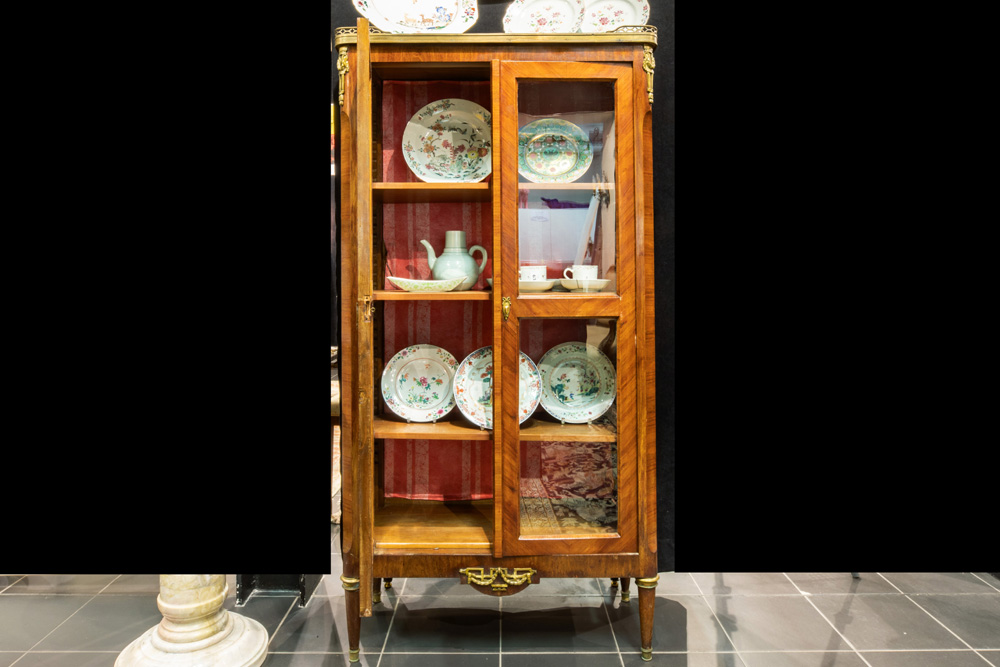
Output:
[{"xmin": 333, "ymin": 25, "xmax": 656, "ymax": 49}]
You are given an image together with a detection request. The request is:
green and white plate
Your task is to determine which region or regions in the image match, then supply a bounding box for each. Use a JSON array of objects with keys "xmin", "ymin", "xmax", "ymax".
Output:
[
  {"xmin": 537, "ymin": 342, "xmax": 616, "ymax": 423},
  {"xmin": 387, "ymin": 275, "xmax": 464, "ymax": 292},
  {"xmin": 381, "ymin": 344, "xmax": 459, "ymax": 422},
  {"xmin": 402, "ymin": 99, "xmax": 492, "ymax": 183},
  {"xmin": 518, "ymin": 118, "xmax": 593, "ymax": 183},
  {"xmin": 453, "ymin": 346, "xmax": 542, "ymax": 429}
]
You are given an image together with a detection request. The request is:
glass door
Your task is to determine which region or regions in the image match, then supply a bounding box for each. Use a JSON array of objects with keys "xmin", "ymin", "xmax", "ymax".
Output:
[{"xmin": 498, "ymin": 61, "xmax": 637, "ymax": 556}]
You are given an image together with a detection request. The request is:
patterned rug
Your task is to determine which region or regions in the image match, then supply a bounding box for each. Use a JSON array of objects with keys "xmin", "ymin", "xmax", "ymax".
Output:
[{"xmin": 519, "ymin": 441, "xmax": 618, "ymax": 535}]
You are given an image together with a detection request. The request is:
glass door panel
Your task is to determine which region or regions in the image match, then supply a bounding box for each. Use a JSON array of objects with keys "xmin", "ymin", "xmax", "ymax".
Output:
[
  {"xmin": 517, "ymin": 81, "xmax": 616, "ymax": 295},
  {"xmin": 517, "ymin": 317, "xmax": 618, "ymax": 540}
]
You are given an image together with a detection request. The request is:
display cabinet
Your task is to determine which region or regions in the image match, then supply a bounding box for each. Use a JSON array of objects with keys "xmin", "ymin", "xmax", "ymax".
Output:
[{"xmin": 335, "ymin": 18, "xmax": 658, "ymax": 661}]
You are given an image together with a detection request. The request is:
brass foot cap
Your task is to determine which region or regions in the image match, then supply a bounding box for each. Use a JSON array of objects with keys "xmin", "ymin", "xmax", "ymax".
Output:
[
  {"xmin": 349, "ymin": 648, "xmax": 360, "ymax": 662},
  {"xmin": 641, "ymin": 649, "xmax": 653, "ymax": 661},
  {"xmin": 622, "ymin": 593, "xmax": 631, "ymax": 602},
  {"xmin": 373, "ymin": 593, "xmax": 382, "ymax": 603},
  {"xmin": 384, "ymin": 582, "xmax": 392, "ymax": 589}
]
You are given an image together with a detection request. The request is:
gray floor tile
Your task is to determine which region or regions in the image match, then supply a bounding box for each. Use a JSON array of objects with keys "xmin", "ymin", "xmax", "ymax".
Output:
[
  {"xmin": 784, "ymin": 573, "xmax": 901, "ymax": 595},
  {"xmin": 380, "ymin": 654, "xmax": 499, "ymax": 666},
  {"xmin": 621, "ymin": 653, "xmax": 747, "ymax": 667},
  {"xmin": 879, "ymin": 573, "xmax": 1000, "ymax": 595},
  {"xmin": 0, "ymin": 595, "xmax": 92, "ymax": 650},
  {"xmin": 859, "ymin": 650, "xmax": 997, "ymax": 667},
  {"xmin": 809, "ymin": 594, "xmax": 967, "ymax": 650},
  {"xmin": 99, "ymin": 574, "xmax": 159, "ymax": 595},
  {"xmin": 6, "ymin": 653, "xmax": 119, "ymax": 667},
  {"xmin": 384, "ymin": 595, "xmax": 500, "ymax": 653},
  {"xmin": 690, "ymin": 573, "xmax": 801, "ymax": 596},
  {"xmin": 231, "ymin": 595, "xmax": 300, "ymax": 637},
  {"xmin": 608, "ymin": 594, "xmax": 734, "ymax": 653},
  {"xmin": 973, "ymin": 574, "xmax": 1000, "ymax": 591},
  {"xmin": 33, "ymin": 595, "xmax": 161, "ymax": 651},
  {"xmin": 262, "ymin": 651, "xmax": 351, "ymax": 666},
  {"xmin": 738, "ymin": 651, "xmax": 869, "ymax": 667},
  {"xmin": 0, "ymin": 653, "xmax": 24, "ymax": 667},
  {"xmin": 4, "ymin": 575, "xmax": 119, "ymax": 595},
  {"xmin": 705, "ymin": 595, "xmax": 850, "ymax": 652},
  {"xmin": 501, "ymin": 596, "xmax": 616, "ymax": 652},
  {"xmin": 401, "ymin": 576, "xmax": 490, "ymax": 596},
  {"xmin": 268, "ymin": 595, "xmax": 363, "ymax": 655},
  {"xmin": 644, "ymin": 572, "xmax": 703, "ymax": 596},
  {"xmin": 0, "ymin": 577, "xmax": 24, "ymax": 593},
  {"xmin": 504, "ymin": 653, "xmax": 621, "ymax": 667},
  {"xmin": 910, "ymin": 594, "xmax": 1000, "ymax": 649}
]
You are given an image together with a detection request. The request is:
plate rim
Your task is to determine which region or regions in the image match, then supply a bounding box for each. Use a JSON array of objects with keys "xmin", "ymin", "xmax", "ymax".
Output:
[
  {"xmin": 537, "ymin": 341, "xmax": 616, "ymax": 423},
  {"xmin": 402, "ymin": 98, "xmax": 492, "ymax": 183},
  {"xmin": 381, "ymin": 343, "xmax": 458, "ymax": 422}
]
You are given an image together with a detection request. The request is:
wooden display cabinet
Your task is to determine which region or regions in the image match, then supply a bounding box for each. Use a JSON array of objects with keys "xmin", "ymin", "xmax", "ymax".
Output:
[{"xmin": 335, "ymin": 18, "xmax": 659, "ymax": 661}]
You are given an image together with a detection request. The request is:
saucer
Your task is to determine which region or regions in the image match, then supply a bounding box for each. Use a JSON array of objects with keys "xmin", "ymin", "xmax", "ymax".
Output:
[
  {"xmin": 560, "ymin": 278, "xmax": 610, "ymax": 292},
  {"xmin": 519, "ymin": 279, "xmax": 557, "ymax": 292}
]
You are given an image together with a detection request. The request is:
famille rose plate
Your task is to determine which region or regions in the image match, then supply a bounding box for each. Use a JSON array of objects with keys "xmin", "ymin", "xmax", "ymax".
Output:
[
  {"xmin": 502, "ymin": 0, "xmax": 585, "ymax": 33},
  {"xmin": 387, "ymin": 276, "xmax": 464, "ymax": 292},
  {"xmin": 518, "ymin": 118, "xmax": 593, "ymax": 183},
  {"xmin": 453, "ymin": 346, "xmax": 542, "ymax": 429},
  {"xmin": 580, "ymin": 0, "xmax": 649, "ymax": 32},
  {"xmin": 381, "ymin": 344, "xmax": 459, "ymax": 422},
  {"xmin": 537, "ymin": 342, "xmax": 616, "ymax": 423},
  {"xmin": 402, "ymin": 99, "xmax": 492, "ymax": 183},
  {"xmin": 352, "ymin": 0, "xmax": 479, "ymax": 34}
]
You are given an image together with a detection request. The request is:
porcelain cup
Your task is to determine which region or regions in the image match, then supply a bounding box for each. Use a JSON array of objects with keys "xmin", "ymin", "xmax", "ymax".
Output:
[
  {"xmin": 519, "ymin": 266, "xmax": 547, "ymax": 281},
  {"xmin": 564, "ymin": 264, "xmax": 598, "ymax": 281}
]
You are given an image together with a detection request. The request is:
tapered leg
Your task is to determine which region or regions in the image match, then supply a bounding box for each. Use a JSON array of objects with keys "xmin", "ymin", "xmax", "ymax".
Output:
[
  {"xmin": 636, "ymin": 575, "xmax": 659, "ymax": 661},
  {"xmin": 373, "ymin": 578, "xmax": 382, "ymax": 604},
  {"xmin": 621, "ymin": 577, "xmax": 631, "ymax": 602},
  {"xmin": 341, "ymin": 575, "xmax": 361, "ymax": 662}
]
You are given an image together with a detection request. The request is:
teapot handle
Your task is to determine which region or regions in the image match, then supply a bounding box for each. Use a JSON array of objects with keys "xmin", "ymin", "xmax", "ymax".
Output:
[{"xmin": 469, "ymin": 245, "xmax": 488, "ymax": 275}]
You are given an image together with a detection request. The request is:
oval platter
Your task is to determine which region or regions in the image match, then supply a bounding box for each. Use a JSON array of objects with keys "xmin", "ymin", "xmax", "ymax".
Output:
[{"xmin": 352, "ymin": 0, "xmax": 479, "ymax": 34}]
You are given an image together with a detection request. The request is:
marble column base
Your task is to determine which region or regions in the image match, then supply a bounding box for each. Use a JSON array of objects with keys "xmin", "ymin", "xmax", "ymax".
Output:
[{"xmin": 115, "ymin": 611, "xmax": 268, "ymax": 667}]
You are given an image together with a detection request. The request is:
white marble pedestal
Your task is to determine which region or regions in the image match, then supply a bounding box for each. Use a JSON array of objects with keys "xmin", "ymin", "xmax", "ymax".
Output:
[{"xmin": 116, "ymin": 575, "xmax": 268, "ymax": 667}]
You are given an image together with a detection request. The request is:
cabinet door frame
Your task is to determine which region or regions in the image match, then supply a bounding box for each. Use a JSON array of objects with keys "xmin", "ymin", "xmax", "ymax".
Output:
[{"xmin": 498, "ymin": 60, "xmax": 638, "ymax": 556}]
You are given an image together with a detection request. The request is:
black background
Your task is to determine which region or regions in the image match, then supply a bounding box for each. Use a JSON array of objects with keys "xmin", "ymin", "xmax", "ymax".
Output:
[{"xmin": 6, "ymin": 1, "xmax": 991, "ymax": 575}]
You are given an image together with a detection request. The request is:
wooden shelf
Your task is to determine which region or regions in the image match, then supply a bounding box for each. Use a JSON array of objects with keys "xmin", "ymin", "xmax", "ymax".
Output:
[
  {"xmin": 518, "ymin": 417, "xmax": 616, "ymax": 442},
  {"xmin": 373, "ymin": 182, "xmax": 491, "ymax": 203},
  {"xmin": 374, "ymin": 414, "xmax": 492, "ymax": 440},
  {"xmin": 374, "ymin": 289, "xmax": 491, "ymax": 301},
  {"xmin": 374, "ymin": 499, "xmax": 493, "ymax": 554},
  {"xmin": 517, "ymin": 182, "xmax": 614, "ymax": 191}
]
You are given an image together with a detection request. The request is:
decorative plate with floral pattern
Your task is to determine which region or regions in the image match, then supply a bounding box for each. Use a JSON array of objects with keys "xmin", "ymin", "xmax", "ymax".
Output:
[
  {"xmin": 537, "ymin": 342, "xmax": 616, "ymax": 423},
  {"xmin": 402, "ymin": 99, "xmax": 492, "ymax": 183},
  {"xmin": 453, "ymin": 346, "xmax": 542, "ymax": 428},
  {"xmin": 518, "ymin": 118, "xmax": 593, "ymax": 183},
  {"xmin": 580, "ymin": 0, "xmax": 648, "ymax": 32},
  {"xmin": 381, "ymin": 344, "xmax": 459, "ymax": 422},
  {"xmin": 352, "ymin": 0, "xmax": 479, "ymax": 34},
  {"xmin": 502, "ymin": 0, "xmax": 585, "ymax": 33}
]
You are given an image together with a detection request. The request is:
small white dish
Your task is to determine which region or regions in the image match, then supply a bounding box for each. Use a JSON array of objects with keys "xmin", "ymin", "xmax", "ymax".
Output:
[
  {"xmin": 387, "ymin": 275, "xmax": 465, "ymax": 292},
  {"xmin": 560, "ymin": 278, "xmax": 610, "ymax": 292},
  {"xmin": 519, "ymin": 279, "xmax": 558, "ymax": 292}
]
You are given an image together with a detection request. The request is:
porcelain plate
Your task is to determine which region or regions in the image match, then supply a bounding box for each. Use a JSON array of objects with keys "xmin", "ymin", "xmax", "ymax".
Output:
[
  {"xmin": 502, "ymin": 0, "xmax": 585, "ymax": 33},
  {"xmin": 537, "ymin": 342, "xmax": 616, "ymax": 423},
  {"xmin": 518, "ymin": 118, "xmax": 593, "ymax": 183},
  {"xmin": 381, "ymin": 344, "xmax": 459, "ymax": 422},
  {"xmin": 453, "ymin": 346, "xmax": 541, "ymax": 428},
  {"xmin": 403, "ymin": 99, "xmax": 492, "ymax": 183},
  {"xmin": 352, "ymin": 0, "xmax": 479, "ymax": 34}
]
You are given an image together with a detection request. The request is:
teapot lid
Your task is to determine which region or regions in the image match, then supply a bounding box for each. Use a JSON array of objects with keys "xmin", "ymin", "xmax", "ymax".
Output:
[{"xmin": 444, "ymin": 230, "xmax": 466, "ymax": 247}]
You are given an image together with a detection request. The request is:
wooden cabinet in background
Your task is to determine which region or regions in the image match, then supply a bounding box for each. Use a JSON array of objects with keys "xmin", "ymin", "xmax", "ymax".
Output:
[{"xmin": 335, "ymin": 18, "xmax": 659, "ymax": 662}]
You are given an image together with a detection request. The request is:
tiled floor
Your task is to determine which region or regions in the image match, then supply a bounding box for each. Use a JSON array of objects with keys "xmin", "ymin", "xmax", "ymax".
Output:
[{"xmin": 2, "ymin": 526, "xmax": 997, "ymax": 666}]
